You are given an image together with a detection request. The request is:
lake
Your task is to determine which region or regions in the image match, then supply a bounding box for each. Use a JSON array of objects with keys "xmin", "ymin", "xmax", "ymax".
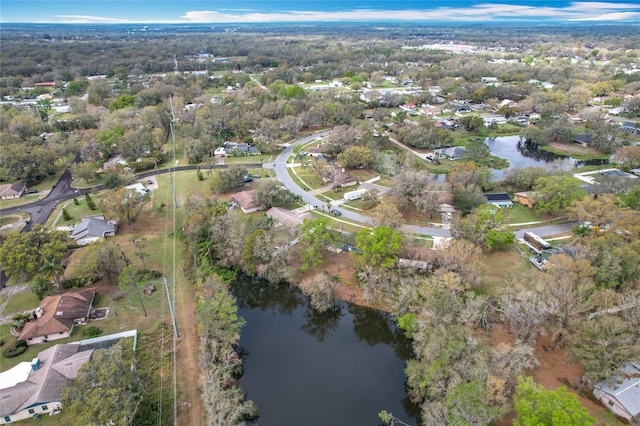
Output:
[
  {"xmin": 484, "ymin": 135, "xmax": 607, "ymax": 177},
  {"xmin": 232, "ymin": 277, "xmax": 419, "ymax": 426}
]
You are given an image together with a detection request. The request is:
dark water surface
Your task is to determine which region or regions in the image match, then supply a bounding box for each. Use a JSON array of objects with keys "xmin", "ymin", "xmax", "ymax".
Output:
[
  {"xmin": 232, "ymin": 277, "xmax": 418, "ymax": 426},
  {"xmin": 484, "ymin": 135, "xmax": 607, "ymax": 177}
]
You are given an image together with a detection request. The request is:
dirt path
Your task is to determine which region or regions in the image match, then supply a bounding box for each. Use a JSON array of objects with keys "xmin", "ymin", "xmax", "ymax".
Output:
[{"xmin": 175, "ymin": 267, "xmax": 203, "ymax": 426}]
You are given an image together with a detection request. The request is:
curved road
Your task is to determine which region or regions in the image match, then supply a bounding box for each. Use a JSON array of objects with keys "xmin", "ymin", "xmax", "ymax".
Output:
[{"xmin": 264, "ymin": 130, "xmax": 576, "ymax": 239}]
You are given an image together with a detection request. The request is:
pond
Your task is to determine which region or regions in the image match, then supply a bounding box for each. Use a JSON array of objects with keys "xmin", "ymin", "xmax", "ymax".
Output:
[
  {"xmin": 232, "ymin": 277, "xmax": 419, "ymax": 426},
  {"xmin": 484, "ymin": 135, "xmax": 607, "ymax": 177}
]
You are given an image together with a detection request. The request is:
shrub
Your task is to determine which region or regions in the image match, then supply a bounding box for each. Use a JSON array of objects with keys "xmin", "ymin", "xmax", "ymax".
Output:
[
  {"xmin": 3, "ymin": 340, "xmax": 27, "ymax": 358},
  {"xmin": 82, "ymin": 326, "xmax": 103, "ymax": 339}
]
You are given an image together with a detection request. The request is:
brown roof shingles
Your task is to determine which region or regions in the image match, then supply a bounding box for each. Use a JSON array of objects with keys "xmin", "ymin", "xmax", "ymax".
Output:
[{"xmin": 19, "ymin": 290, "xmax": 95, "ymax": 341}]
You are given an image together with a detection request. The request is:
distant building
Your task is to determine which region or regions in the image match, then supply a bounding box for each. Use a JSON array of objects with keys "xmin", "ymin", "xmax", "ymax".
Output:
[
  {"xmin": 620, "ymin": 122, "xmax": 640, "ymax": 135},
  {"xmin": 434, "ymin": 146, "xmax": 466, "ymax": 161},
  {"xmin": 574, "ymin": 133, "xmax": 592, "ymax": 146},
  {"xmin": 593, "ymin": 363, "xmax": 640, "ymax": 421},
  {"xmin": 214, "ymin": 141, "xmax": 260, "ymax": 157}
]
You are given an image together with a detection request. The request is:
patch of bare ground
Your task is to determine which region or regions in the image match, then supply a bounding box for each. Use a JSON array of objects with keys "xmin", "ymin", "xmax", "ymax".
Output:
[
  {"xmin": 483, "ymin": 324, "xmax": 625, "ymax": 426},
  {"xmin": 547, "ymin": 141, "xmax": 602, "ymax": 156}
]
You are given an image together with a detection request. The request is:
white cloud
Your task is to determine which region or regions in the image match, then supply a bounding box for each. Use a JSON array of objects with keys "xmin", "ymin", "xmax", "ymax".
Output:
[
  {"xmin": 181, "ymin": 2, "xmax": 640, "ymax": 22},
  {"xmin": 46, "ymin": 2, "xmax": 640, "ymax": 24}
]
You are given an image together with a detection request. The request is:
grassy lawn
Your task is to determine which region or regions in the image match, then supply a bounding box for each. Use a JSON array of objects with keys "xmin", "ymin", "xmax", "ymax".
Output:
[
  {"xmin": 52, "ymin": 195, "xmax": 107, "ymax": 227},
  {"xmin": 291, "ymin": 166, "xmax": 323, "ymax": 189},
  {"xmin": 3, "ymin": 291, "xmax": 40, "ymax": 316},
  {"xmin": 477, "ymin": 247, "xmax": 532, "ymax": 296},
  {"xmin": 505, "ymin": 204, "xmax": 543, "ymax": 224},
  {"xmin": 222, "ymin": 155, "xmax": 265, "ymax": 165},
  {"xmin": 0, "ymin": 215, "xmax": 21, "ymax": 227},
  {"xmin": 70, "ymin": 175, "xmax": 104, "ymax": 189}
]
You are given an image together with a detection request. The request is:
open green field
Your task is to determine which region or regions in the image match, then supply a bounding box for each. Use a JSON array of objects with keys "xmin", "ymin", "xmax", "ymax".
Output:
[
  {"xmin": 477, "ymin": 247, "xmax": 532, "ymax": 296},
  {"xmin": 505, "ymin": 203, "xmax": 543, "ymax": 224},
  {"xmin": 2, "ymin": 291, "xmax": 40, "ymax": 316},
  {"xmin": 290, "ymin": 166, "xmax": 322, "ymax": 189}
]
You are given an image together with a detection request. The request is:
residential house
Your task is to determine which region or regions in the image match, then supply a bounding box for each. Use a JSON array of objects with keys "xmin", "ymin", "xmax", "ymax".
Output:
[
  {"xmin": 0, "ymin": 344, "xmax": 94, "ymax": 424},
  {"xmin": 485, "ymin": 192, "xmax": 513, "ymax": 208},
  {"xmin": 214, "ymin": 141, "xmax": 260, "ymax": 157},
  {"xmin": 0, "ymin": 183, "xmax": 27, "ymax": 199},
  {"xmin": 266, "ymin": 207, "xmax": 313, "ymax": 228},
  {"xmin": 593, "ymin": 363, "xmax": 640, "ymax": 421},
  {"xmin": 574, "ymin": 134, "xmax": 592, "ymax": 146},
  {"xmin": 360, "ymin": 90, "xmax": 383, "ymax": 103},
  {"xmin": 620, "ymin": 122, "xmax": 640, "ymax": 135},
  {"xmin": 231, "ymin": 190, "xmax": 265, "ymax": 214},
  {"xmin": 513, "ymin": 192, "xmax": 538, "ymax": 208},
  {"xmin": 332, "ymin": 169, "xmax": 358, "ymax": 188},
  {"xmin": 124, "ymin": 183, "xmax": 148, "ymax": 196},
  {"xmin": 18, "ymin": 289, "xmax": 95, "ymax": 345},
  {"xmin": 434, "ymin": 146, "xmax": 466, "ymax": 161},
  {"xmin": 510, "ymin": 115, "xmax": 530, "ymax": 126},
  {"xmin": 70, "ymin": 216, "xmax": 117, "ymax": 246},
  {"xmin": 480, "ymin": 114, "xmax": 508, "ymax": 127}
]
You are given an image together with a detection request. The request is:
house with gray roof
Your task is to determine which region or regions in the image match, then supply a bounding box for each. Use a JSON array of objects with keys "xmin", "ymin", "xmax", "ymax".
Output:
[
  {"xmin": 593, "ymin": 363, "xmax": 640, "ymax": 421},
  {"xmin": 434, "ymin": 146, "xmax": 466, "ymax": 161},
  {"xmin": 70, "ymin": 216, "xmax": 117, "ymax": 246},
  {"xmin": 0, "ymin": 183, "xmax": 27, "ymax": 200},
  {"xmin": 0, "ymin": 344, "xmax": 94, "ymax": 424},
  {"xmin": 485, "ymin": 192, "xmax": 513, "ymax": 208},
  {"xmin": 214, "ymin": 141, "xmax": 260, "ymax": 157}
]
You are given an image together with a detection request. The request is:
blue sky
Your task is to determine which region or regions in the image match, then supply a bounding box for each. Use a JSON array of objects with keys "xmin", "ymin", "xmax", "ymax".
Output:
[{"xmin": 1, "ymin": 0, "xmax": 639, "ymax": 23}]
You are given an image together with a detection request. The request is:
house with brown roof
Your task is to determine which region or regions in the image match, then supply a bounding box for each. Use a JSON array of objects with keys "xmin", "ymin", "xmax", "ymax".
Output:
[
  {"xmin": 328, "ymin": 168, "xmax": 358, "ymax": 189},
  {"xmin": 231, "ymin": 190, "xmax": 265, "ymax": 214},
  {"xmin": 0, "ymin": 183, "xmax": 27, "ymax": 200},
  {"xmin": 19, "ymin": 290, "xmax": 95, "ymax": 345},
  {"xmin": 266, "ymin": 207, "xmax": 313, "ymax": 228},
  {"xmin": 0, "ymin": 344, "xmax": 93, "ymax": 424},
  {"xmin": 513, "ymin": 192, "xmax": 538, "ymax": 209}
]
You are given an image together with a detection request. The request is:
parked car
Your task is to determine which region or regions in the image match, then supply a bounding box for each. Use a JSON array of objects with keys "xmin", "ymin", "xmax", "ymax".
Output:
[
  {"xmin": 250, "ymin": 174, "xmax": 261, "ymax": 178},
  {"xmin": 529, "ymin": 256, "xmax": 547, "ymax": 271},
  {"xmin": 244, "ymin": 176, "xmax": 253, "ymax": 183},
  {"xmin": 25, "ymin": 189, "xmax": 38, "ymax": 194},
  {"xmin": 330, "ymin": 208, "xmax": 342, "ymax": 216}
]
